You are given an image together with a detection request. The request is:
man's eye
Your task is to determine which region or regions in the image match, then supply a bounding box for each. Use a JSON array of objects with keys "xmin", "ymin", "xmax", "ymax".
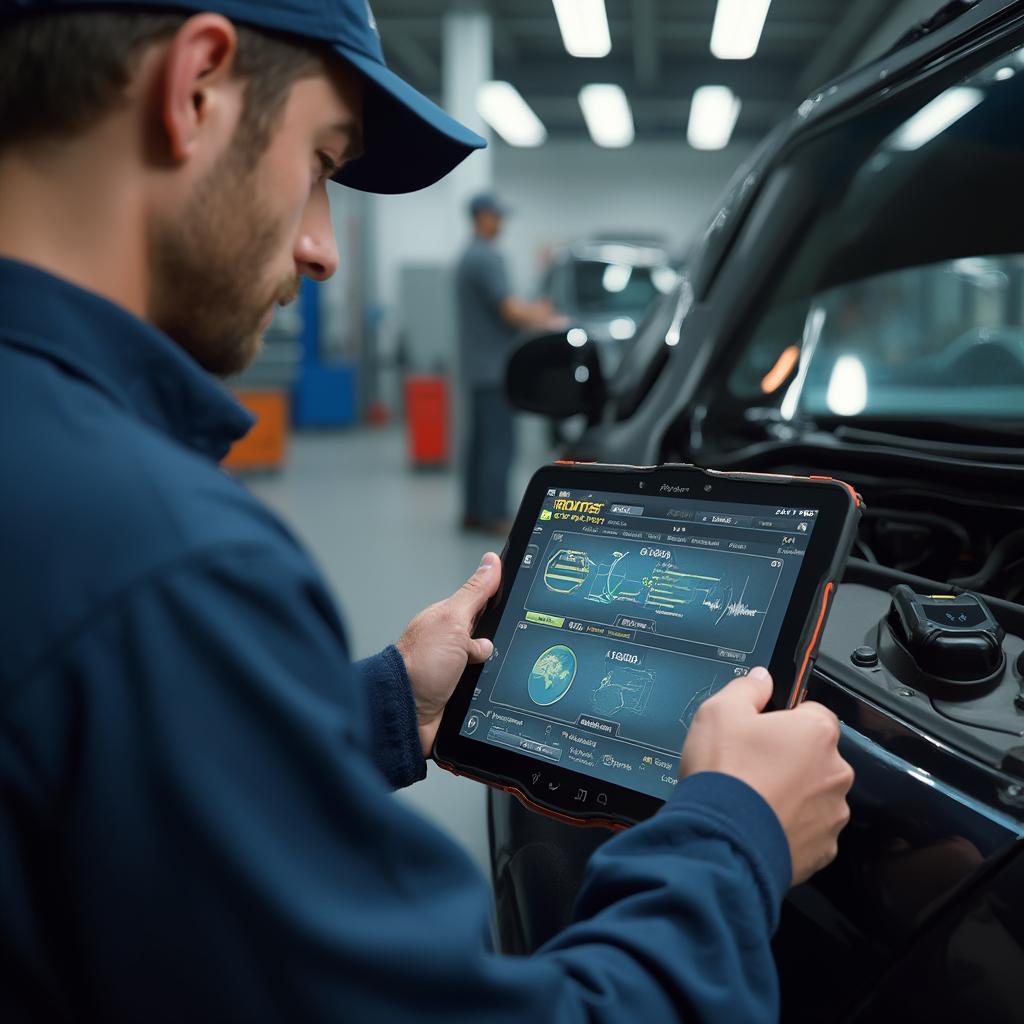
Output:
[{"xmin": 317, "ymin": 152, "xmax": 338, "ymax": 179}]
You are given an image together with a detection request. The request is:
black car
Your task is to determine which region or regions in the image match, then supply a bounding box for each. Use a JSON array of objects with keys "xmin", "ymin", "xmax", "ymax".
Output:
[
  {"xmin": 538, "ymin": 237, "xmax": 679, "ymax": 375},
  {"xmin": 497, "ymin": 2, "xmax": 1024, "ymax": 1021}
]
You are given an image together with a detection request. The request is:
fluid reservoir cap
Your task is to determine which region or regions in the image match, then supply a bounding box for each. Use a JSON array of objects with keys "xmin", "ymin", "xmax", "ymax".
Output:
[
  {"xmin": 888, "ymin": 585, "xmax": 1004, "ymax": 685},
  {"xmin": 851, "ymin": 645, "xmax": 878, "ymax": 668}
]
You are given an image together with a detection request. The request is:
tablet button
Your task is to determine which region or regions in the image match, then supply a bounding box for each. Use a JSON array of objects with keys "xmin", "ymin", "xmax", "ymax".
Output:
[
  {"xmin": 596, "ymin": 793, "xmax": 608, "ymax": 806},
  {"xmin": 530, "ymin": 771, "xmax": 541, "ymax": 786},
  {"xmin": 465, "ymin": 714, "xmax": 480, "ymax": 735},
  {"xmin": 547, "ymin": 781, "xmax": 560, "ymax": 792},
  {"xmin": 574, "ymin": 788, "xmax": 588, "ymax": 802}
]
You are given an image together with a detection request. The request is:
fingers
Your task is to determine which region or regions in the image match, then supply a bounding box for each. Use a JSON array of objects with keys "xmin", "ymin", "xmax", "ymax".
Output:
[
  {"xmin": 794, "ymin": 700, "xmax": 842, "ymax": 743},
  {"xmin": 449, "ymin": 552, "xmax": 501, "ymax": 619},
  {"xmin": 711, "ymin": 666, "xmax": 774, "ymax": 713}
]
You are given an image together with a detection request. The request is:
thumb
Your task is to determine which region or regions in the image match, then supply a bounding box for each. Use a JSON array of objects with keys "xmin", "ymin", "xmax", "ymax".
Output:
[
  {"xmin": 467, "ymin": 637, "xmax": 494, "ymax": 664},
  {"xmin": 717, "ymin": 666, "xmax": 774, "ymax": 713},
  {"xmin": 450, "ymin": 551, "xmax": 501, "ymax": 618}
]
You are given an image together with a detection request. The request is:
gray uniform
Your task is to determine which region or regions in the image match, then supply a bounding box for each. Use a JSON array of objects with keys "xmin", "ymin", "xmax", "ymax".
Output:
[
  {"xmin": 456, "ymin": 236, "xmax": 517, "ymax": 523},
  {"xmin": 456, "ymin": 237, "xmax": 517, "ymax": 386}
]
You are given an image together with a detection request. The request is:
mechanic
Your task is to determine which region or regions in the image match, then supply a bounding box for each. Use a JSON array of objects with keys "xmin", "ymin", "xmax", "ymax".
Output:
[
  {"xmin": 0, "ymin": 2, "xmax": 854, "ymax": 1021},
  {"xmin": 457, "ymin": 192, "xmax": 565, "ymax": 533}
]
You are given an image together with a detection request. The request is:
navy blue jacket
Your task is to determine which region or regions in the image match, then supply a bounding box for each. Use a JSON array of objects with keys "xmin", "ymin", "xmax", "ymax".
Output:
[{"xmin": 0, "ymin": 258, "xmax": 791, "ymax": 1022}]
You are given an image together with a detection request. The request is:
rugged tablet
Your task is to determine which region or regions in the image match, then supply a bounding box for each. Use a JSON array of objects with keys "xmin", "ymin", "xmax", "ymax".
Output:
[{"xmin": 434, "ymin": 463, "xmax": 862, "ymax": 828}]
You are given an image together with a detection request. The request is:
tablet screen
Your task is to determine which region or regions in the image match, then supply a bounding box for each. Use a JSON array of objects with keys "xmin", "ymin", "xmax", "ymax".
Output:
[{"xmin": 458, "ymin": 486, "xmax": 819, "ymax": 802}]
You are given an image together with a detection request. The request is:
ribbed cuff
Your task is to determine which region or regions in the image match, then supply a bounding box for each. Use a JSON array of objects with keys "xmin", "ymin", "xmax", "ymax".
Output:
[
  {"xmin": 662, "ymin": 772, "xmax": 792, "ymax": 930},
  {"xmin": 356, "ymin": 645, "xmax": 427, "ymax": 790}
]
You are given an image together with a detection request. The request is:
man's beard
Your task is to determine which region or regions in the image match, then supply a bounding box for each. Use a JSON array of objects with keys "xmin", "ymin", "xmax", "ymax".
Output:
[{"xmin": 148, "ymin": 152, "xmax": 300, "ymax": 378}]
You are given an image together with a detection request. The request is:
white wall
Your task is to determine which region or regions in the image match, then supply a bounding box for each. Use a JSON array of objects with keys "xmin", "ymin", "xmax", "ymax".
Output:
[
  {"xmin": 370, "ymin": 139, "xmax": 753, "ymax": 316},
  {"xmin": 494, "ymin": 140, "xmax": 752, "ymax": 296}
]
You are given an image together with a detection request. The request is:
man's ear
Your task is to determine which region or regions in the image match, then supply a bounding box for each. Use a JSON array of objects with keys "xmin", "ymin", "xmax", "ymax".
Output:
[{"xmin": 160, "ymin": 14, "xmax": 240, "ymax": 164}]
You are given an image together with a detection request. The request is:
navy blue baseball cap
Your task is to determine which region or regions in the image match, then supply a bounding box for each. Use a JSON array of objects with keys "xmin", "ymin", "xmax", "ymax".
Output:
[
  {"xmin": 0, "ymin": 0, "xmax": 487, "ymax": 194},
  {"xmin": 468, "ymin": 192, "xmax": 510, "ymax": 217}
]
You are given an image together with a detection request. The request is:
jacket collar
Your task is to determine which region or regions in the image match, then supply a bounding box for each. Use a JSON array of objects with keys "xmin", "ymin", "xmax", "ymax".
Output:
[{"xmin": 0, "ymin": 258, "xmax": 254, "ymax": 461}]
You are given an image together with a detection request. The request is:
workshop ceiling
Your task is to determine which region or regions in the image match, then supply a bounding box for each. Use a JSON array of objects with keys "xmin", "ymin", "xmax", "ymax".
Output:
[{"xmin": 371, "ymin": 0, "xmax": 899, "ymax": 144}]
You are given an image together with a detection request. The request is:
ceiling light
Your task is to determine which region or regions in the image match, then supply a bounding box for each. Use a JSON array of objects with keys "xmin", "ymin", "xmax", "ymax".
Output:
[
  {"xmin": 567, "ymin": 328, "xmax": 589, "ymax": 347},
  {"xmin": 552, "ymin": 0, "xmax": 611, "ymax": 58},
  {"xmin": 476, "ymin": 81, "xmax": 547, "ymax": 147},
  {"xmin": 687, "ymin": 86, "xmax": 741, "ymax": 150},
  {"xmin": 579, "ymin": 84, "xmax": 634, "ymax": 148},
  {"xmin": 889, "ymin": 87, "xmax": 984, "ymax": 151},
  {"xmin": 711, "ymin": 0, "xmax": 772, "ymax": 60}
]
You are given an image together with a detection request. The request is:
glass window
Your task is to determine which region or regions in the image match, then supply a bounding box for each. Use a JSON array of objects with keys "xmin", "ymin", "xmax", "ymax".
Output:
[
  {"xmin": 721, "ymin": 44, "xmax": 1024, "ymax": 426},
  {"xmin": 572, "ymin": 260, "xmax": 668, "ymax": 316}
]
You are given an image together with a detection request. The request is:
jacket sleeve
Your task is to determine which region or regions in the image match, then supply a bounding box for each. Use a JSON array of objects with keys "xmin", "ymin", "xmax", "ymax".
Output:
[
  {"xmin": 354, "ymin": 646, "xmax": 427, "ymax": 790},
  {"xmin": 20, "ymin": 542, "xmax": 791, "ymax": 1023}
]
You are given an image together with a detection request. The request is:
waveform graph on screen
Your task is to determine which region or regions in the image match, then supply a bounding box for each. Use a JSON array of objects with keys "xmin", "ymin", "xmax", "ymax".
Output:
[{"xmin": 531, "ymin": 532, "xmax": 783, "ymax": 653}]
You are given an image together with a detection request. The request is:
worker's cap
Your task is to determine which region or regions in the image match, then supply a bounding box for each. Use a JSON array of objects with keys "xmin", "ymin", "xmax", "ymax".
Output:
[
  {"xmin": 0, "ymin": 0, "xmax": 486, "ymax": 195},
  {"xmin": 468, "ymin": 192, "xmax": 511, "ymax": 218}
]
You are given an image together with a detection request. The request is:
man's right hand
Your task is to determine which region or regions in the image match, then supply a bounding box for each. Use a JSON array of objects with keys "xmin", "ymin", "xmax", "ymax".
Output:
[{"xmin": 679, "ymin": 667, "xmax": 854, "ymax": 886}]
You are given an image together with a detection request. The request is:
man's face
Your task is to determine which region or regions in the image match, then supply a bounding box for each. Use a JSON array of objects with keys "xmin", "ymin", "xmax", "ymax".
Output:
[
  {"xmin": 149, "ymin": 62, "xmax": 362, "ymax": 377},
  {"xmin": 475, "ymin": 209, "xmax": 503, "ymax": 240}
]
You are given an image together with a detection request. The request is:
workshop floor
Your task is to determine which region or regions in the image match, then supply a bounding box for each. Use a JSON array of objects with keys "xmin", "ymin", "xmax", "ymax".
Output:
[{"xmin": 246, "ymin": 423, "xmax": 553, "ymax": 878}]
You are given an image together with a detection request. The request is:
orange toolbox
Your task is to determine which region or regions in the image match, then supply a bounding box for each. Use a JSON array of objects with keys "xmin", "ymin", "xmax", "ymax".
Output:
[{"xmin": 223, "ymin": 390, "xmax": 290, "ymax": 471}]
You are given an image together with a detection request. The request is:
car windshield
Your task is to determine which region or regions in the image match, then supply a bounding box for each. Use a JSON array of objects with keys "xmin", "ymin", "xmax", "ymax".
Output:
[
  {"xmin": 722, "ymin": 44, "xmax": 1024, "ymax": 426},
  {"xmin": 572, "ymin": 259, "xmax": 675, "ymax": 316}
]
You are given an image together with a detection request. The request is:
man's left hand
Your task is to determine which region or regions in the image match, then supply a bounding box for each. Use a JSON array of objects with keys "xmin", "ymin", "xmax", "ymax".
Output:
[{"xmin": 397, "ymin": 552, "xmax": 502, "ymax": 757}]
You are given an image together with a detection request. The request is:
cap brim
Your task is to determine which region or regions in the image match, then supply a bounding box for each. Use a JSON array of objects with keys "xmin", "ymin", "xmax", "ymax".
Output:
[{"xmin": 332, "ymin": 45, "xmax": 486, "ymax": 195}]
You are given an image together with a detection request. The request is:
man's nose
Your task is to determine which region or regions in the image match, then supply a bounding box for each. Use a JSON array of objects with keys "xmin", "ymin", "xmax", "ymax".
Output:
[{"xmin": 294, "ymin": 188, "xmax": 339, "ymax": 281}]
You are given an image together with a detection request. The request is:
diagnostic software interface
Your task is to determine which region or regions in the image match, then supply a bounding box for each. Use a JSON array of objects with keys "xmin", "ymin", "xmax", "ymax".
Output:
[{"xmin": 459, "ymin": 486, "xmax": 818, "ymax": 802}]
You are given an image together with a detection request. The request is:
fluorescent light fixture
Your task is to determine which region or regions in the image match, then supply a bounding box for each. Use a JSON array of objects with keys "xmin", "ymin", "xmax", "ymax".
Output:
[
  {"xmin": 890, "ymin": 87, "xmax": 983, "ymax": 151},
  {"xmin": 579, "ymin": 84, "xmax": 634, "ymax": 148},
  {"xmin": 687, "ymin": 86, "xmax": 741, "ymax": 150},
  {"xmin": 552, "ymin": 0, "xmax": 611, "ymax": 58},
  {"xmin": 826, "ymin": 355, "xmax": 868, "ymax": 417},
  {"xmin": 602, "ymin": 264, "xmax": 632, "ymax": 293},
  {"xmin": 711, "ymin": 0, "xmax": 771, "ymax": 60},
  {"xmin": 609, "ymin": 316, "xmax": 636, "ymax": 340},
  {"xmin": 476, "ymin": 81, "xmax": 546, "ymax": 147}
]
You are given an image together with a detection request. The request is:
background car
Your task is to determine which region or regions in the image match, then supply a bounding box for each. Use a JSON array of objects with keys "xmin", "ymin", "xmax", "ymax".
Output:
[
  {"xmin": 497, "ymin": 2, "xmax": 1024, "ymax": 1021},
  {"xmin": 538, "ymin": 237, "xmax": 679, "ymax": 375}
]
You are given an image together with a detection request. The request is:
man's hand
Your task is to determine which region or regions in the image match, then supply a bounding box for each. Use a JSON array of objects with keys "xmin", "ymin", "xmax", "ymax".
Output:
[
  {"xmin": 397, "ymin": 553, "xmax": 502, "ymax": 758},
  {"xmin": 679, "ymin": 667, "xmax": 854, "ymax": 886}
]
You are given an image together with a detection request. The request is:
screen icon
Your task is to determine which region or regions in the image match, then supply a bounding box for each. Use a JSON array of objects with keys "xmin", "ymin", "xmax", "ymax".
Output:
[
  {"xmin": 465, "ymin": 714, "xmax": 479, "ymax": 735},
  {"xmin": 539, "ymin": 509, "xmax": 553, "ymax": 521},
  {"xmin": 547, "ymin": 489, "xmax": 557, "ymax": 496}
]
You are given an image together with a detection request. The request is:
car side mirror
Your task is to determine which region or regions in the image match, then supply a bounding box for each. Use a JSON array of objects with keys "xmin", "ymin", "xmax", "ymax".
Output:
[{"xmin": 505, "ymin": 329, "xmax": 607, "ymax": 420}]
